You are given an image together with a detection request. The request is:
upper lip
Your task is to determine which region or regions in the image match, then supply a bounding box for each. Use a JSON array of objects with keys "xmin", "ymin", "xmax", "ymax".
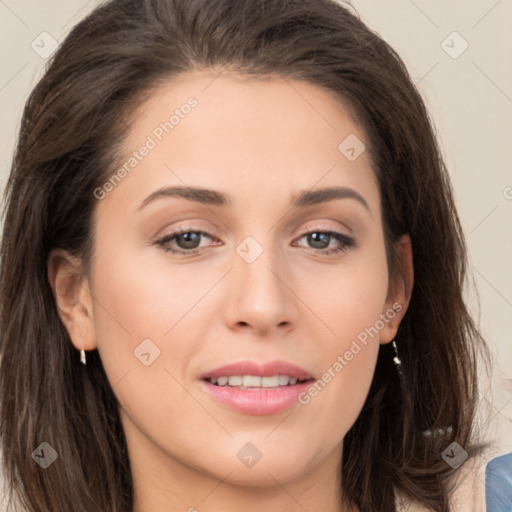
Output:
[{"xmin": 200, "ymin": 360, "xmax": 315, "ymax": 381}]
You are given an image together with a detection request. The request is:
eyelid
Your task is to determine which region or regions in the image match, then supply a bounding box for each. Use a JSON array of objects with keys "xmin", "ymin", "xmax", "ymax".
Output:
[
  {"xmin": 154, "ymin": 220, "xmax": 219, "ymax": 239},
  {"xmin": 295, "ymin": 220, "xmax": 354, "ymax": 237},
  {"xmin": 156, "ymin": 220, "xmax": 351, "ymax": 241}
]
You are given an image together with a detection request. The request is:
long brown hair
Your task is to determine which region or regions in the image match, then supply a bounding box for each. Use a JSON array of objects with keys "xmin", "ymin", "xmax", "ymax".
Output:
[{"xmin": 0, "ymin": 0, "xmax": 488, "ymax": 510}]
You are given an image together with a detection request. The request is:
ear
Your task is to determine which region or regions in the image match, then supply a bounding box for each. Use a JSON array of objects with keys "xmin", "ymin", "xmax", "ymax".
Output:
[
  {"xmin": 47, "ymin": 249, "xmax": 97, "ymax": 352},
  {"xmin": 379, "ymin": 234, "xmax": 414, "ymax": 345}
]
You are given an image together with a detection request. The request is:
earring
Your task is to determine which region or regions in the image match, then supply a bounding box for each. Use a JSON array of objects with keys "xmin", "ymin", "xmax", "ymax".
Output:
[
  {"xmin": 392, "ymin": 340, "xmax": 402, "ymax": 375},
  {"xmin": 80, "ymin": 349, "xmax": 86, "ymax": 365}
]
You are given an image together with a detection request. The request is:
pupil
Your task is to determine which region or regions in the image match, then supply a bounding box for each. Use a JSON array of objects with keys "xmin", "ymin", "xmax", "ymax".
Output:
[
  {"xmin": 177, "ymin": 232, "xmax": 200, "ymax": 249},
  {"xmin": 309, "ymin": 232, "xmax": 329, "ymax": 249}
]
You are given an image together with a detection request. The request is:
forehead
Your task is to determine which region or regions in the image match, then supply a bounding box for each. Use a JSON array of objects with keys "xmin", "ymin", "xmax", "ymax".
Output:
[
  {"xmin": 128, "ymin": 69, "xmax": 365, "ymax": 147},
  {"xmin": 97, "ymin": 69, "xmax": 379, "ymax": 217}
]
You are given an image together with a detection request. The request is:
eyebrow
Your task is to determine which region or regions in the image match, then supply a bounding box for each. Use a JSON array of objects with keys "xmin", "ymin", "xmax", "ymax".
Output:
[{"xmin": 136, "ymin": 185, "xmax": 370, "ymax": 212}]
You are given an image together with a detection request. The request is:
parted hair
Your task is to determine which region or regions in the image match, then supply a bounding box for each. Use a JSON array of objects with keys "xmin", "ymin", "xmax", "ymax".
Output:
[{"xmin": 0, "ymin": 0, "xmax": 487, "ymax": 510}]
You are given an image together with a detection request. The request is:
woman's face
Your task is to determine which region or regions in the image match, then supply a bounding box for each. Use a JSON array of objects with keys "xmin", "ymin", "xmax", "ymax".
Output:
[{"xmin": 55, "ymin": 70, "xmax": 411, "ymax": 495}]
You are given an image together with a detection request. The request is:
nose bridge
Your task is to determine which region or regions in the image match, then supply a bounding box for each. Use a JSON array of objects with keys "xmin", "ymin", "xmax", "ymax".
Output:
[
  {"xmin": 234, "ymin": 233, "xmax": 284, "ymax": 298},
  {"xmin": 224, "ymin": 232, "xmax": 295, "ymax": 332}
]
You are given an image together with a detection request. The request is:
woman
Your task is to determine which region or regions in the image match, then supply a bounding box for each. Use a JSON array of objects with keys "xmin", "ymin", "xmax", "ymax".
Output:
[{"xmin": 0, "ymin": 0, "xmax": 490, "ymax": 510}]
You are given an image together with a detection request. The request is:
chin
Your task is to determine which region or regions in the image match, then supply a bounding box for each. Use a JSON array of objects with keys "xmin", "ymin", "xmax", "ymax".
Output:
[{"xmin": 197, "ymin": 443, "xmax": 321, "ymax": 487}]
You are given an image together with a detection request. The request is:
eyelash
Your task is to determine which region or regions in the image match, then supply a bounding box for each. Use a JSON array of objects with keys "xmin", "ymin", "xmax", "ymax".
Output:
[{"xmin": 154, "ymin": 228, "xmax": 355, "ymax": 257}]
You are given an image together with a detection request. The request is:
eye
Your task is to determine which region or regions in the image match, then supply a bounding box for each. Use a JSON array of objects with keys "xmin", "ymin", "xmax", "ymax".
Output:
[
  {"xmin": 154, "ymin": 228, "xmax": 355, "ymax": 257},
  {"xmin": 154, "ymin": 229, "xmax": 217, "ymax": 256},
  {"xmin": 294, "ymin": 230, "xmax": 355, "ymax": 256}
]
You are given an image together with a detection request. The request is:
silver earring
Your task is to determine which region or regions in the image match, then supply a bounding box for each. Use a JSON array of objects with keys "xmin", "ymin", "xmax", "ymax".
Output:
[
  {"xmin": 80, "ymin": 349, "xmax": 86, "ymax": 365},
  {"xmin": 392, "ymin": 340, "xmax": 402, "ymax": 375}
]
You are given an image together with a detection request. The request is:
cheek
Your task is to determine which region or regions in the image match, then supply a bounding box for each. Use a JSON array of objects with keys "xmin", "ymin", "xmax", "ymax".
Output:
[
  {"xmin": 296, "ymin": 242, "xmax": 390, "ymax": 345},
  {"xmin": 90, "ymin": 240, "xmax": 215, "ymax": 344},
  {"xmin": 292, "ymin": 246, "xmax": 389, "ymax": 435},
  {"xmin": 87, "ymin": 238, "xmax": 214, "ymax": 414},
  {"xmin": 87, "ymin": 248, "xmax": 212, "ymax": 445}
]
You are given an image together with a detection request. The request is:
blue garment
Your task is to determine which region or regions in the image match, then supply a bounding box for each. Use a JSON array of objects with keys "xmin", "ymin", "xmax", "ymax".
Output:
[{"xmin": 486, "ymin": 452, "xmax": 512, "ymax": 511}]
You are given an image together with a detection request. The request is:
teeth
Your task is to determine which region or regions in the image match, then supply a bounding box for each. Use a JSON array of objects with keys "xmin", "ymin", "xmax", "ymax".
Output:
[
  {"xmin": 261, "ymin": 376, "xmax": 279, "ymax": 387},
  {"xmin": 228, "ymin": 376, "xmax": 243, "ymax": 386},
  {"xmin": 243, "ymin": 375, "xmax": 261, "ymax": 387},
  {"xmin": 278, "ymin": 375, "xmax": 289, "ymax": 385},
  {"xmin": 209, "ymin": 374, "xmax": 306, "ymax": 388}
]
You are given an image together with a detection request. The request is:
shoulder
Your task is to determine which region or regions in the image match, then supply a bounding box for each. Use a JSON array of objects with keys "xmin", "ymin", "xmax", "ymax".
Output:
[{"xmin": 396, "ymin": 381, "xmax": 512, "ymax": 512}]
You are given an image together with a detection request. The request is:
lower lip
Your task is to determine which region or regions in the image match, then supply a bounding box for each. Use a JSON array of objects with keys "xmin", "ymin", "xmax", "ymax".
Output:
[{"xmin": 199, "ymin": 379, "xmax": 314, "ymax": 415}]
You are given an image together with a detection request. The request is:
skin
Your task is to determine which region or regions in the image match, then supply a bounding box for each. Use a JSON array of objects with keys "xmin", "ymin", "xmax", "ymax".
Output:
[{"xmin": 49, "ymin": 69, "xmax": 413, "ymax": 512}]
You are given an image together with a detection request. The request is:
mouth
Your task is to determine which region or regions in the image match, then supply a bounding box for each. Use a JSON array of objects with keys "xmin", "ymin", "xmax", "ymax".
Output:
[
  {"xmin": 198, "ymin": 360, "xmax": 316, "ymax": 415},
  {"xmin": 204, "ymin": 374, "xmax": 314, "ymax": 389}
]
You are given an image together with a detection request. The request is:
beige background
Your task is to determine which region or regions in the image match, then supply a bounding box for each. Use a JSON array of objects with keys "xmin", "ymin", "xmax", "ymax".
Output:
[{"xmin": 1, "ymin": 0, "xmax": 511, "ymax": 503}]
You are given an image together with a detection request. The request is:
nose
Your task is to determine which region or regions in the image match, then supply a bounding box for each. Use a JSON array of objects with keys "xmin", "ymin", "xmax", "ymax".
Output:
[{"xmin": 222, "ymin": 237, "xmax": 298, "ymax": 337}]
